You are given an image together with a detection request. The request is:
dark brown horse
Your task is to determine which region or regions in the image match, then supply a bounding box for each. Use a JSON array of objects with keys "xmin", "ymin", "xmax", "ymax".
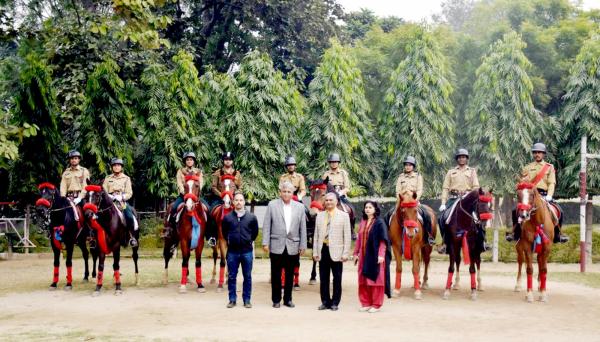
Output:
[
  {"xmin": 388, "ymin": 190, "xmax": 437, "ymax": 300},
  {"xmin": 438, "ymin": 188, "xmax": 493, "ymax": 300},
  {"xmin": 82, "ymin": 185, "xmax": 140, "ymax": 295},
  {"xmin": 514, "ymin": 182, "xmax": 554, "ymax": 303},
  {"xmin": 35, "ymin": 182, "xmax": 94, "ymax": 290},
  {"xmin": 208, "ymin": 174, "xmax": 236, "ymax": 291},
  {"xmin": 162, "ymin": 174, "xmax": 208, "ymax": 293}
]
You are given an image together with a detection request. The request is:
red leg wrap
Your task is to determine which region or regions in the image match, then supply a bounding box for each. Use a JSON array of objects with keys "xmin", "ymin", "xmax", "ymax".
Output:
[
  {"xmin": 53, "ymin": 266, "xmax": 59, "ymax": 284},
  {"xmin": 470, "ymin": 273, "xmax": 476, "ymax": 290},
  {"xmin": 219, "ymin": 266, "xmax": 225, "ymax": 286},
  {"xmin": 66, "ymin": 266, "xmax": 73, "ymax": 284},
  {"xmin": 114, "ymin": 270, "xmax": 121, "ymax": 284},
  {"xmin": 413, "ymin": 272, "xmax": 420, "ymax": 290},
  {"xmin": 196, "ymin": 267, "xmax": 202, "ymax": 285},
  {"xmin": 540, "ymin": 272, "xmax": 547, "ymax": 291},
  {"xmin": 181, "ymin": 267, "xmax": 188, "ymax": 285},
  {"xmin": 97, "ymin": 271, "xmax": 104, "ymax": 286},
  {"xmin": 527, "ymin": 274, "xmax": 533, "ymax": 290},
  {"xmin": 446, "ymin": 272, "xmax": 454, "ymax": 290},
  {"xmin": 395, "ymin": 271, "xmax": 401, "ymax": 289}
]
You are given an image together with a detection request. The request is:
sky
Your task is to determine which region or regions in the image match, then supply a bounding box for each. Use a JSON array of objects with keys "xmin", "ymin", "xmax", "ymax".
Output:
[{"xmin": 336, "ymin": 0, "xmax": 600, "ymax": 22}]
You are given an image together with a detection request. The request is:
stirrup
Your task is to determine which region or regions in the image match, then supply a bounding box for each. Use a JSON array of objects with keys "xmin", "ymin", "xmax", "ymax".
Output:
[
  {"xmin": 428, "ymin": 236, "xmax": 435, "ymax": 246},
  {"xmin": 129, "ymin": 237, "xmax": 138, "ymax": 247},
  {"xmin": 208, "ymin": 237, "xmax": 217, "ymax": 247},
  {"xmin": 559, "ymin": 234, "xmax": 569, "ymax": 244},
  {"xmin": 436, "ymin": 244, "xmax": 446, "ymax": 254},
  {"xmin": 505, "ymin": 233, "xmax": 515, "ymax": 242}
]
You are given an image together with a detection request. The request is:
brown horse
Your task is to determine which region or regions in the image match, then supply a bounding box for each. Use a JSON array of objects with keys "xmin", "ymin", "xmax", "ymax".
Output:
[
  {"xmin": 208, "ymin": 174, "xmax": 236, "ymax": 291},
  {"xmin": 388, "ymin": 190, "xmax": 437, "ymax": 300},
  {"xmin": 82, "ymin": 185, "xmax": 140, "ymax": 296},
  {"xmin": 34, "ymin": 182, "xmax": 93, "ymax": 290},
  {"xmin": 438, "ymin": 188, "xmax": 494, "ymax": 301},
  {"xmin": 514, "ymin": 182, "xmax": 554, "ymax": 302}
]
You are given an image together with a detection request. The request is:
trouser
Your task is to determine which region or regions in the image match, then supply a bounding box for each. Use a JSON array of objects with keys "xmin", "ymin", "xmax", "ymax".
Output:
[
  {"xmin": 319, "ymin": 245, "xmax": 343, "ymax": 307},
  {"xmin": 358, "ymin": 283, "xmax": 384, "ymax": 309},
  {"xmin": 226, "ymin": 250, "xmax": 253, "ymax": 303},
  {"xmin": 270, "ymin": 248, "xmax": 298, "ymax": 304}
]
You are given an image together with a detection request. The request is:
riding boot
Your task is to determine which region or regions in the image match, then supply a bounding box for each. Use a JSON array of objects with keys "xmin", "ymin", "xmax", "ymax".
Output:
[
  {"xmin": 436, "ymin": 216, "xmax": 447, "ymax": 254},
  {"xmin": 506, "ymin": 209, "xmax": 520, "ymax": 242},
  {"xmin": 419, "ymin": 206, "xmax": 435, "ymax": 246},
  {"xmin": 479, "ymin": 227, "xmax": 491, "ymax": 251},
  {"xmin": 554, "ymin": 226, "xmax": 569, "ymax": 244},
  {"xmin": 123, "ymin": 206, "xmax": 138, "ymax": 247}
]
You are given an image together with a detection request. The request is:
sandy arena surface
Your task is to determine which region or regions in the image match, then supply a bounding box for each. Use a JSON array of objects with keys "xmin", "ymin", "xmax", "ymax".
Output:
[{"xmin": 1, "ymin": 254, "xmax": 600, "ymax": 341}]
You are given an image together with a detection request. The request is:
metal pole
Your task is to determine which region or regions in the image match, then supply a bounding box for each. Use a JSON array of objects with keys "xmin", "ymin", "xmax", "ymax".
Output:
[{"xmin": 580, "ymin": 136, "xmax": 587, "ymax": 273}]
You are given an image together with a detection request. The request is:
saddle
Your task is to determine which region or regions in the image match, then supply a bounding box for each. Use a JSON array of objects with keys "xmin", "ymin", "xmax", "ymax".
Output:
[
  {"xmin": 174, "ymin": 201, "xmax": 208, "ymax": 224},
  {"xmin": 543, "ymin": 199, "xmax": 561, "ymax": 227}
]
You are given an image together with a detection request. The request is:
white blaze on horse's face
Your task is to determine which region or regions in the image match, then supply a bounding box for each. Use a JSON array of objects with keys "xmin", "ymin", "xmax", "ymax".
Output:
[
  {"xmin": 185, "ymin": 179, "xmax": 196, "ymax": 211},
  {"xmin": 224, "ymin": 194, "xmax": 231, "ymax": 209},
  {"xmin": 223, "ymin": 179, "xmax": 231, "ymax": 192},
  {"xmin": 520, "ymin": 189, "xmax": 530, "ymax": 220}
]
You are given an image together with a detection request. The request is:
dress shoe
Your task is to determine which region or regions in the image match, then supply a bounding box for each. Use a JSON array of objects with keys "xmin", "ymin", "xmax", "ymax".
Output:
[
  {"xmin": 317, "ymin": 304, "xmax": 329, "ymax": 310},
  {"xmin": 272, "ymin": 303, "xmax": 280, "ymax": 308},
  {"xmin": 226, "ymin": 301, "xmax": 236, "ymax": 308},
  {"xmin": 330, "ymin": 305, "xmax": 339, "ymax": 311},
  {"xmin": 283, "ymin": 302, "xmax": 295, "ymax": 308}
]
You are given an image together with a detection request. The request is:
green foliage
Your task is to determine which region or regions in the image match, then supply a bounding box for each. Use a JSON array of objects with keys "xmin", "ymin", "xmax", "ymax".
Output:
[
  {"xmin": 306, "ymin": 39, "xmax": 379, "ymax": 193},
  {"xmin": 466, "ymin": 31, "xmax": 546, "ymax": 194},
  {"xmin": 0, "ymin": 122, "xmax": 38, "ymax": 168},
  {"xmin": 381, "ymin": 29, "xmax": 455, "ymax": 197},
  {"xmin": 559, "ymin": 34, "xmax": 600, "ymax": 196}
]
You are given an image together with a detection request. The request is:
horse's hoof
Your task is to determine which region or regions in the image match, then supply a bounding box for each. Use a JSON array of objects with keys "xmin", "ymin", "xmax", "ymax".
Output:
[
  {"xmin": 294, "ymin": 285, "xmax": 300, "ymax": 291},
  {"xmin": 197, "ymin": 286, "xmax": 206, "ymax": 293},
  {"xmin": 414, "ymin": 290, "xmax": 422, "ymax": 300},
  {"xmin": 114, "ymin": 289, "xmax": 123, "ymax": 296},
  {"xmin": 422, "ymin": 282, "xmax": 429, "ymax": 290},
  {"xmin": 452, "ymin": 283, "xmax": 460, "ymax": 290},
  {"xmin": 217, "ymin": 286, "xmax": 223, "ymax": 293},
  {"xmin": 514, "ymin": 285, "xmax": 522, "ymax": 292},
  {"xmin": 442, "ymin": 289, "xmax": 450, "ymax": 300},
  {"xmin": 538, "ymin": 291, "xmax": 548, "ymax": 303},
  {"xmin": 179, "ymin": 285, "xmax": 187, "ymax": 294},
  {"xmin": 470, "ymin": 290, "xmax": 477, "ymax": 301},
  {"xmin": 83, "ymin": 278, "xmax": 89, "ymax": 283},
  {"xmin": 210, "ymin": 278, "xmax": 216, "ymax": 284},
  {"xmin": 526, "ymin": 291, "xmax": 534, "ymax": 303},
  {"xmin": 163, "ymin": 276, "xmax": 168, "ymax": 286},
  {"xmin": 64, "ymin": 285, "xmax": 72, "ymax": 291},
  {"xmin": 134, "ymin": 274, "xmax": 139, "ymax": 286},
  {"xmin": 308, "ymin": 279, "xmax": 317, "ymax": 285},
  {"xmin": 477, "ymin": 285, "xmax": 484, "ymax": 292},
  {"xmin": 49, "ymin": 284, "xmax": 57, "ymax": 291},
  {"xmin": 393, "ymin": 289, "xmax": 401, "ymax": 297},
  {"xmin": 92, "ymin": 290, "xmax": 101, "ymax": 297}
]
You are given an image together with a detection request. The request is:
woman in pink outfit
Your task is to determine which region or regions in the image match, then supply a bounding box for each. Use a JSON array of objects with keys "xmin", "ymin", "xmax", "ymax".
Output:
[{"xmin": 353, "ymin": 201, "xmax": 391, "ymax": 313}]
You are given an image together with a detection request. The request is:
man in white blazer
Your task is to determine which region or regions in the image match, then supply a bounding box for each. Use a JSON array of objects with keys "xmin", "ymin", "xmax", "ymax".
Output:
[
  {"xmin": 262, "ymin": 181, "xmax": 307, "ymax": 308},
  {"xmin": 313, "ymin": 192, "xmax": 351, "ymax": 311}
]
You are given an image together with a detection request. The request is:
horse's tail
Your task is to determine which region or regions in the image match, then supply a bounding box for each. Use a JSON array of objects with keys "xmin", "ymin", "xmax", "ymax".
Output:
[{"xmin": 205, "ymin": 208, "xmax": 218, "ymax": 242}]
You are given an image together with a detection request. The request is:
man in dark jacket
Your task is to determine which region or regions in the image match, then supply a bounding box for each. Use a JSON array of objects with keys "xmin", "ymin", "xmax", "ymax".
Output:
[{"xmin": 223, "ymin": 191, "xmax": 259, "ymax": 308}]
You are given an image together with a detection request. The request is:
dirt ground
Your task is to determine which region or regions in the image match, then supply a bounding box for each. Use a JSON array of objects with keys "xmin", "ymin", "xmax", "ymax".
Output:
[{"xmin": 1, "ymin": 253, "xmax": 600, "ymax": 341}]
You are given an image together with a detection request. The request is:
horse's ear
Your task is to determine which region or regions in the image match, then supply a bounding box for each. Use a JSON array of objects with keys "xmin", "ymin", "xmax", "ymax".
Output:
[
  {"xmin": 489, "ymin": 188, "xmax": 494, "ymax": 195},
  {"xmin": 478, "ymin": 187, "xmax": 484, "ymax": 195},
  {"xmin": 324, "ymin": 176, "xmax": 329, "ymax": 184}
]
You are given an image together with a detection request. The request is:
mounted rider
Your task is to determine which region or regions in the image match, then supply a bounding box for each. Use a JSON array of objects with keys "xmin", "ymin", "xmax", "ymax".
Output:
[
  {"xmin": 102, "ymin": 157, "xmax": 138, "ymax": 247},
  {"xmin": 211, "ymin": 151, "xmax": 242, "ymax": 205},
  {"xmin": 322, "ymin": 153, "xmax": 350, "ymax": 204},
  {"xmin": 166, "ymin": 152, "xmax": 203, "ymax": 232},
  {"xmin": 395, "ymin": 156, "xmax": 434, "ymax": 245},
  {"xmin": 279, "ymin": 155, "xmax": 306, "ymax": 202},
  {"xmin": 60, "ymin": 150, "xmax": 90, "ymax": 222},
  {"xmin": 438, "ymin": 148, "xmax": 486, "ymax": 253},
  {"xmin": 506, "ymin": 143, "xmax": 568, "ymax": 243}
]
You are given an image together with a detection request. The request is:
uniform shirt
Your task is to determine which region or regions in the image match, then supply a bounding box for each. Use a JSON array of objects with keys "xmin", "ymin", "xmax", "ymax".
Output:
[
  {"xmin": 103, "ymin": 173, "xmax": 133, "ymax": 201},
  {"xmin": 322, "ymin": 169, "xmax": 350, "ymax": 191},
  {"xmin": 441, "ymin": 166, "xmax": 480, "ymax": 203},
  {"xmin": 521, "ymin": 161, "xmax": 556, "ymax": 197},
  {"xmin": 211, "ymin": 168, "xmax": 242, "ymax": 197},
  {"xmin": 395, "ymin": 171, "xmax": 423, "ymax": 199},
  {"xmin": 60, "ymin": 165, "xmax": 91, "ymax": 199},
  {"xmin": 176, "ymin": 167, "xmax": 203, "ymax": 195},
  {"xmin": 279, "ymin": 172, "xmax": 306, "ymax": 197}
]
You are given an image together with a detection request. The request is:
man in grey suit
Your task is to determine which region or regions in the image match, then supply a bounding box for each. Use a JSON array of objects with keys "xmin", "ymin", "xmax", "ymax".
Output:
[{"xmin": 262, "ymin": 181, "xmax": 307, "ymax": 308}]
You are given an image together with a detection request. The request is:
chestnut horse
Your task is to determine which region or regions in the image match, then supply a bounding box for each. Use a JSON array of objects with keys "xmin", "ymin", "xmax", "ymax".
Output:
[
  {"xmin": 82, "ymin": 185, "xmax": 140, "ymax": 295},
  {"xmin": 514, "ymin": 182, "xmax": 554, "ymax": 302},
  {"xmin": 388, "ymin": 190, "xmax": 437, "ymax": 300},
  {"xmin": 438, "ymin": 188, "xmax": 493, "ymax": 300},
  {"xmin": 208, "ymin": 174, "xmax": 237, "ymax": 291},
  {"xmin": 35, "ymin": 182, "xmax": 94, "ymax": 290}
]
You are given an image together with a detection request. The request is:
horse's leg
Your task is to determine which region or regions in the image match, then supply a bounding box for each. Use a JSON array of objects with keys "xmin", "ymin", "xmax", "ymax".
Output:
[
  {"xmin": 64, "ymin": 242, "xmax": 75, "ymax": 290},
  {"xmin": 443, "ymin": 244, "xmax": 455, "ymax": 300},
  {"xmin": 309, "ymin": 260, "xmax": 317, "ymax": 285},
  {"xmin": 49, "ymin": 242, "xmax": 60, "ymax": 290},
  {"xmin": 217, "ymin": 238, "xmax": 227, "ymax": 292},
  {"xmin": 211, "ymin": 246, "xmax": 218, "ymax": 284},
  {"xmin": 132, "ymin": 244, "xmax": 139, "ymax": 286},
  {"xmin": 453, "ymin": 242, "xmax": 461, "ymax": 290},
  {"xmin": 538, "ymin": 249, "xmax": 549, "ymax": 302},
  {"xmin": 469, "ymin": 255, "xmax": 477, "ymax": 301},
  {"xmin": 293, "ymin": 256, "xmax": 300, "ymax": 289},
  {"xmin": 476, "ymin": 255, "xmax": 483, "ymax": 291},
  {"xmin": 515, "ymin": 241, "xmax": 524, "ymax": 292},
  {"xmin": 163, "ymin": 237, "xmax": 173, "ymax": 285},
  {"xmin": 390, "ymin": 238, "xmax": 403, "ymax": 296},
  {"xmin": 113, "ymin": 246, "xmax": 123, "ymax": 295},
  {"xmin": 524, "ymin": 247, "xmax": 534, "ymax": 303},
  {"xmin": 195, "ymin": 240, "xmax": 206, "ymax": 293},
  {"xmin": 91, "ymin": 245, "xmax": 98, "ymax": 278},
  {"xmin": 79, "ymin": 238, "xmax": 90, "ymax": 282},
  {"xmin": 93, "ymin": 252, "xmax": 105, "ymax": 296},
  {"xmin": 412, "ymin": 244, "xmax": 422, "ymax": 300},
  {"xmin": 421, "ymin": 245, "xmax": 432, "ymax": 290},
  {"xmin": 179, "ymin": 240, "xmax": 190, "ymax": 293}
]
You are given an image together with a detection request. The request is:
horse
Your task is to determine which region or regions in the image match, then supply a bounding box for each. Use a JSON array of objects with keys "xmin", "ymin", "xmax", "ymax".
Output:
[
  {"xmin": 82, "ymin": 185, "xmax": 140, "ymax": 295},
  {"xmin": 208, "ymin": 174, "xmax": 237, "ymax": 291},
  {"xmin": 34, "ymin": 182, "xmax": 94, "ymax": 290},
  {"xmin": 162, "ymin": 174, "xmax": 209, "ymax": 293},
  {"xmin": 388, "ymin": 190, "xmax": 437, "ymax": 300},
  {"xmin": 438, "ymin": 188, "xmax": 494, "ymax": 300},
  {"xmin": 514, "ymin": 182, "xmax": 555, "ymax": 302}
]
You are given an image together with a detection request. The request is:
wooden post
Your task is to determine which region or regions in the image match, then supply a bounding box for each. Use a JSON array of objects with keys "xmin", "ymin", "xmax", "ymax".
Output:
[
  {"xmin": 492, "ymin": 196, "xmax": 500, "ymax": 263},
  {"xmin": 580, "ymin": 136, "xmax": 588, "ymax": 272}
]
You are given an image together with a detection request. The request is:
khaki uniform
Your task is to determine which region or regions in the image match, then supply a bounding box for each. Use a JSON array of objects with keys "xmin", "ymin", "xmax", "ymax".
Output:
[
  {"xmin": 211, "ymin": 168, "xmax": 242, "ymax": 197},
  {"xmin": 60, "ymin": 165, "xmax": 90, "ymax": 199},
  {"xmin": 322, "ymin": 169, "xmax": 350, "ymax": 192},
  {"xmin": 176, "ymin": 167, "xmax": 203, "ymax": 195},
  {"xmin": 441, "ymin": 166, "xmax": 480, "ymax": 203},
  {"xmin": 521, "ymin": 161, "xmax": 556, "ymax": 197},
  {"xmin": 395, "ymin": 171, "xmax": 423, "ymax": 200},
  {"xmin": 279, "ymin": 172, "xmax": 306, "ymax": 197},
  {"xmin": 103, "ymin": 173, "xmax": 133, "ymax": 201}
]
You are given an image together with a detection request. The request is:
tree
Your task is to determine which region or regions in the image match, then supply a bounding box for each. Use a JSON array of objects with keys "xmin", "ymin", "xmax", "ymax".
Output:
[
  {"xmin": 381, "ymin": 29, "xmax": 455, "ymax": 197},
  {"xmin": 306, "ymin": 39, "xmax": 379, "ymax": 194},
  {"xmin": 77, "ymin": 57, "xmax": 136, "ymax": 175},
  {"xmin": 343, "ymin": 8, "xmax": 378, "ymax": 42},
  {"xmin": 466, "ymin": 31, "xmax": 546, "ymax": 195},
  {"xmin": 559, "ymin": 34, "xmax": 600, "ymax": 196}
]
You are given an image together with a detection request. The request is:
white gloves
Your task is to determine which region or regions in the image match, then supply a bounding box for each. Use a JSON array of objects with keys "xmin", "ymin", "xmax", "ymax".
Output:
[
  {"xmin": 114, "ymin": 194, "xmax": 123, "ymax": 202},
  {"xmin": 108, "ymin": 194, "xmax": 115, "ymax": 201},
  {"xmin": 73, "ymin": 198, "xmax": 82, "ymax": 205},
  {"xmin": 545, "ymin": 195, "xmax": 553, "ymax": 202},
  {"xmin": 377, "ymin": 256, "xmax": 384, "ymax": 264},
  {"xmin": 439, "ymin": 204, "xmax": 447, "ymax": 212}
]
